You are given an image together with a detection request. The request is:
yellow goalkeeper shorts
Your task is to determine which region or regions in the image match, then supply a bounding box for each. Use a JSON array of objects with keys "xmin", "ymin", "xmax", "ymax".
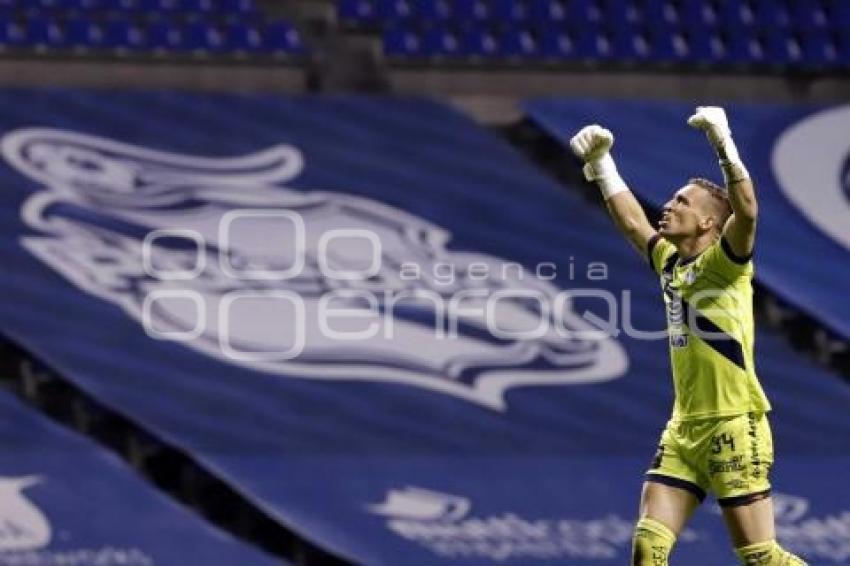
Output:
[{"xmin": 646, "ymin": 412, "xmax": 774, "ymax": 507}]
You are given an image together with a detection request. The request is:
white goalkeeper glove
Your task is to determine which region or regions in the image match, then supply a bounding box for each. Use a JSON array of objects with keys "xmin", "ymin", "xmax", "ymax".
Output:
[
  {"xmin": 687, "ymin": 106, "xmax": 749, "ymax": 185},
  {"xmin": 569, "ymin": 124, "xmax": 628, "ymax": 200}
]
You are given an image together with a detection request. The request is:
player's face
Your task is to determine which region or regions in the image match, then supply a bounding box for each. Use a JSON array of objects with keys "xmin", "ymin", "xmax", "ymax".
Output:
[{"xmin": 659, "ymin": 185, "xmax": 707, "ymax": 239}]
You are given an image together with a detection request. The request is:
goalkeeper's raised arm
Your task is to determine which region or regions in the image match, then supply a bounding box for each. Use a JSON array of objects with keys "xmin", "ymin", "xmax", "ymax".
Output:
[
  {"xmin": 569, "ymin": 125, "xmax": 656, "ymax": 258},
  {"xmin": 687, "ymin": 106, "xmax": 757, "ymax": 259}
]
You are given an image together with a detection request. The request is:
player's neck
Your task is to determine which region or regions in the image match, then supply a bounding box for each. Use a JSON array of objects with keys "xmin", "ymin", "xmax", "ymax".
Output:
[{"xmin": 671, "ymin": 233, "xmax": 716, "ymax": 263}]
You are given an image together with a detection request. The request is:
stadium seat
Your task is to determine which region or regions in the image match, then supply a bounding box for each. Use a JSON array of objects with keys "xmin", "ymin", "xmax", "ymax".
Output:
[
  {"xmin": 383, "ymin": 25, "xmax": 422, "ymax": 56},
  {"xmin": 646, "ymin": 26, "xmax": 688, "ymax": 64},
  {"xmin": 600, "ymin": 0, "xmax": 642, "ymax": 31},
  {"xmin": 416, "ymin": 0, "xmax": 452, "ymax": 20},
  {"xmin": 499, "ymin": 26, "xmax": 538, "ymax": 58},
  {"xmin": 564, "ymin": 0, "xmax": 601, "ymax": 27},
  {"xmin": 26, "ymin": 15, "xmax": 67, "ymax": 48},
  {"xmin": 376, "ymin": 0, "xmax": 413, "ymax": 20},
  {"xmin": 338, "ymin": 0, "xmax": 378, "ymax": 23},
  {"xmin": 220, "ymin": 0, "xmax": 253, "ymax": 15},
  {"xmin": 537, "ymin": 26, "xmax": 575, "ymax": 58},
  {"xmin": 824, "ymin": 1, "xmax": 850, "ymax": 30},
  {"xmin": 421, "ymin": 25, "xmax": 463, "ymax": 56},
  {"xmin": 452, "ymin": 0, "xmax": 490, "ymax": 22},
  {"xmin": 721, "ymin": 30, "xmax": 764, "ymax": 65},
  {"xmin": 491, "ymin": 0, "xmax": 531, "ymax": 23},
  {"xmin": 100, "ymin": 0, "xmax": 139, "ymax": 11},
  {"xmin": 752, "ymin": 0, "xmax": 791, "ymax": 30},
  {"xmin": 788, "ymin": 0, "xmax": 827, "ymax": 31},
  {"xmin": 761, "ymin": 29, "xmax": 801, "ymax": 66},
  {"xmin": 463, "ymin": 25, "xmax": 500, "ymax": 57},
  {"xmin": 146, "ymin": 20, "xmax": 183, "ymax": 50},
  {"xmin": 264, "ymin": 20, "xmax": 306, "ymax": 54},
  {"xmin": 608, "ymin": 27, "xmax": 649, "ymax": 62},
  {"xmin": 104, "ymin": 19, "xmax": 147, "ymax": 50},
  {"xmin": 799, "ymin": 30, "xmax": 838, "ymax": 68},
  {"xmin": 642, "ymin": 0, "xmax": 679, "ymax": 28},
  {"xmin": 225, "ymin": 21, "xmax": 263, "ymax": 53},
  {"xmin": 0, "ymin": 19, "xmax": 27, "ymax": 47},
  {"xmin": 65, "ymin": 18, "xmax": 105, "ymax": 48},
  {"xmin": 716, "ymin": 0, "xmax": 755, "ymax": 30},
  {"xmin": 682, "ymin": 28, "xmax": 724, "ymax": 64},
  {"xmin": 677, "ymin": 0, "xmax": 718, "ymax": 28},
  {"xmin": 528, "ymin": 0, "xmax": 567, "ymax": 23}
]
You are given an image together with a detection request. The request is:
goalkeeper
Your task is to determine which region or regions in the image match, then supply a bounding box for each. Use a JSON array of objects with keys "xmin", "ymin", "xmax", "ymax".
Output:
[{"xmin": 570, "ymin": 107, "xmax": 806, "ymax": 565}]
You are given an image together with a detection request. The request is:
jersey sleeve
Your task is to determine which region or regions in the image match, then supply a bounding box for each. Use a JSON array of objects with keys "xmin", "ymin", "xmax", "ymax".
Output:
[
  {"xmin": 646, "ymin": 233, "xmax": 677, "ymax": 275},
  {"xmin": 701, "ymin": 237, "xmax": 754, "ymax": 281}
]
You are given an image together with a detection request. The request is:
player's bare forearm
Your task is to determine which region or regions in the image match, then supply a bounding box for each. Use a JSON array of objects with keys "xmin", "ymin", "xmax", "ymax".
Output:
[
  {"xmin": 605, "ymin": 190, "xmax": 656, "ymax": 255},
  {"xmin": 725, "ymin": 174, "xmax": 758, "ymax": 223},
  {"xmin": 569, "ymin": 125, "xmax": 657, "ymax": 260}
]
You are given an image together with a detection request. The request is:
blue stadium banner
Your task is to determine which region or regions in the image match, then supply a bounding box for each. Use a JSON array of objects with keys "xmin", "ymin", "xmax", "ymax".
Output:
[
  {"xmin": 0, "ymin": 91, "xmax": 848, "ymax": 564},
  {"xmin": 0, "ymin": 389, "xmax": 277, "ymax": 564}
]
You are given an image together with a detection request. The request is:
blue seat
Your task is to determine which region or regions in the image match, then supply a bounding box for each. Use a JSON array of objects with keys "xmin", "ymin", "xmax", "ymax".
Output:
[
  {"xmin": 529, "ymin": 0, "xmax": 567, "ymax": 23},
  {"xmin": 64, "ymin": 0, "xmax": 105, "ymax": 9},
  {"xmin": 761, "ymin": 29, "xmax": 800, "ymax": 66},
  {"xmin": 538, "ymin": 26, "xmax": 575, "ymax": 58},
  {"xmin": 100, "ymin": 0, "xmax": 139, "ymax": 11},
  {"xmin": 338, "ymin": 0, "xmax": 377, "ymax": 23},
  {"xmin": 180, "ymin": 0, "xmax": 215, "ymax": 13},
  {"xmin": 571, "ymin": 26, "xmax": 610, "ymax": 60},
  {"xmin": 264, "ymin": 20, "xmax": 306, "ymax": 54},
  {"xmin": 491, "ymin": 0, "xmax": 530, "ymax": 23},
  {"xmin": 600, "ymin": 0, "xmax": 642, "ymax": 31},
  {"xmin": 681, "ymin": 27, "xmax": 723, "ymax": 64},
  {"xmin": 146, "ymin": 20, "xmax": 183, "ymax": 50},
  {"xmin": 33, "ymin": 0, "xmax": 71, "ymax": 9},
  {"xmin": 716, "ymin": 0, "xmax": 755, "ymax": 30},
  {"xmin": 647, "ymin": 26, "xmax": 687, "ymax": 63},
  {"xmin": 225, "ymin": 21, "xmax": 262, "ymax": 52},
  {"xmin": 564, "ymin": 0, "xmax": 600, "ymax": 27},
  {"xmin": 104, "ymin": 19, "xmax": 147, "ymax": 50},
  {"xmin": 722, "ymin": 29, "xmax": 764, "ymax": 65},
  {"xmin": 824, "ymin": 1, "xmax": 850, "ymax": 30},
  {"xmin": 26, "ymin": 15, "xmax": 67, "ymax": 48},
  {"xmin": 463, "ymin": 25, "xmax": 500, "ymax": 57},
  {"xmin": 608, "ymin": 27, "xmax": 649, "ymax": 62},
  {"xmin": 65, "ymin": 18, "xmax": 105, "ymax": 47},
  {"xmin": 799, "ymin": 30, "xmax": 838, "ymax": 68},
  {"xmin": 752, "ymin": 0, "xmax": 791, "ymax": 30},
  {"xmin": 677, "ymin": 0, "xmax": 718, "ymax": 28},
  {"xmin": 0, "ymin": 19, "xmax": 28, "ymax": 47},
  {"xmin": 452, "ymin": 0, "xmax": 490, "ymax": 22},
  {"xmin": 788, "ymin": 1, "xmax": 827, "ymax": 31},
  {"xmin": 421, "ymin": 25, "xmax": 463, "ymax": 56},
  {"xmin": 642, "ymin": 0, "xmax": 679, "ymax": 28},
  {"xmin": 383, "ymin": 25, "xmax": 422, "ymax": 56},
  {"xmin": 415, "ymin": 0, "xmax": 451, "ymax": 20},
  {"xmin": 221, "ymin": 0, "xmax": 253, "ymax": 14},
  {"xmin": 376, "ymin": 0, "xmax": 413, "ymax": 20},
  {"xmin": 499, "ymin": 26, "xmax": 538, "ymax": 58}
]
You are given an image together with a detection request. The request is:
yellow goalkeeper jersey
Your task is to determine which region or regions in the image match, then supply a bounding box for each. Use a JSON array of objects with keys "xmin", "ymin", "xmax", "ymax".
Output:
[{"xmin": 648, "ymin": 234, "xmax": 771, "ymax": 421}]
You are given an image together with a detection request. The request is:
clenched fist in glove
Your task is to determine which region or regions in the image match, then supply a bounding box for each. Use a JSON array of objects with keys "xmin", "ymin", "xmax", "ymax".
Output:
[
  {"xmin": 688, "ymin": 106, "xmax": 749, "ymax": 185},
  {"xmin": 569, "ymin": 124, "xmax": 628, "ymax": 200}
]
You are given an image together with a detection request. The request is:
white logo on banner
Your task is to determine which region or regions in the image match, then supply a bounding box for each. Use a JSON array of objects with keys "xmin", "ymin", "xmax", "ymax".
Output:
[
  {"xmin": 0, "ymin": 476, "xmax": 50, "ymax": 551},
  {"xmin": 1, "ymin": 128, "xmax": 627, "ymax": 411},
  {"xmin": 773, "ymin": 105, "xmax": 850, "ymax": 252},
  {"xmin": 0, "ymin": 475, "xmax": 153, "ymax": 564},
  {"xmin": 368, "ymin": 486, "xmax": 702, "ymax": 561}
]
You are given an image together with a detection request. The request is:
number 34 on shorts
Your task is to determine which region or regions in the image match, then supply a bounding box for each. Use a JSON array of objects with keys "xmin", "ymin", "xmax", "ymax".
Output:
[{"xmin": 647, "ymin": 412, "xmax": 774, "ymax": 504}]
